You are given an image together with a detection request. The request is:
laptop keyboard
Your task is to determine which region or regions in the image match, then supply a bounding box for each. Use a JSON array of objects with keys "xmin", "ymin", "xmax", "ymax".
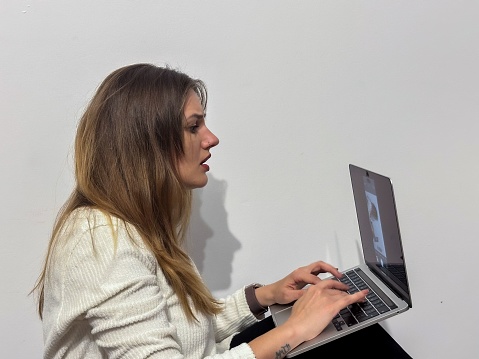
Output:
[
  {"xmin": 331, "ymin": 269, "xmax": 397, "ymax": 331},
  {"xmin": 384, "ymin": 264, "xmax": 408, "ymax": 286}
]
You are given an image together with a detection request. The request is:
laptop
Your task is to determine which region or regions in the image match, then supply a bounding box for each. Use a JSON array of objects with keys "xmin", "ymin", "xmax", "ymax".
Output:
[{"xmin": 270, "ymin": 164, "xmax": 412, "ymax": 357}]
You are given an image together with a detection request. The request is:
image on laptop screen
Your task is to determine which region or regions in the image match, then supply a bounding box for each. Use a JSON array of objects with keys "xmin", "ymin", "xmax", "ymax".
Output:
[
  {"xmin": 353, "ymin": 168, "xmax": 411, "ymax": 304},
  {"xmin": 363, "ymin": 175, "xmax": 387, "ymax": 265}
]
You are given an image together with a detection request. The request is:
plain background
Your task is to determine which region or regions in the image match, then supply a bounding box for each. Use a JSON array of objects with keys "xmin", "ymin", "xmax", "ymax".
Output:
[{"xmin": 1, "ymin": 1, "xmax": 478, "ymax": 358}]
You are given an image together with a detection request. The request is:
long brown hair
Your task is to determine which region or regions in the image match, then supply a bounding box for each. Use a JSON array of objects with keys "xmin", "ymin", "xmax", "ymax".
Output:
[{"xmin": 33, "ymin": 63, "xmax": 222, "ymax": 321}]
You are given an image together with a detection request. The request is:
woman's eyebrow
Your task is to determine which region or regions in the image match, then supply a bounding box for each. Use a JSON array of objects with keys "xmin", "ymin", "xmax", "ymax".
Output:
[{"xmin": 186, "ymin": 113, "xmax": 205, "ymax": 122}]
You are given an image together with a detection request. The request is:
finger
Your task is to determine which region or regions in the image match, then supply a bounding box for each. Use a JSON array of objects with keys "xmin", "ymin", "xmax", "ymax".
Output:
[
  {"xmin": 295, "ymin": 272, "xmax": 322, "ymax": 286},
  {"xmin": 288, "ymin": 288, "xmax": 307, "ymax": 302},
  {"xmin": 344, "ymin": 289, "xmax": 369, "ymax": 304},
  {"xmin": 307, "ymin": 261, "xmax": 342, "ymax": 278},
  {"xmin": 320, "ymin": 279, "xmax": 350, "ymax": 292},
  {"xmin": 355, "ymin": 289, "xmax": 369, "ymax": 301}
]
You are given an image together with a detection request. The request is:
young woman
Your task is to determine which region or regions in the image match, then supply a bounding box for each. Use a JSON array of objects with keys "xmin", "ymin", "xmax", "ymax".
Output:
[{"xmin": 33, "ymin": 63, "xmax": 367, "ymax": 359}]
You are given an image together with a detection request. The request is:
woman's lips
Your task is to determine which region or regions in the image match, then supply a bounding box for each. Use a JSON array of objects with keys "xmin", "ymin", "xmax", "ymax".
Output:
[{"xmin": 201, "ymin": 155, "xmax": 211, "ymax": 171}]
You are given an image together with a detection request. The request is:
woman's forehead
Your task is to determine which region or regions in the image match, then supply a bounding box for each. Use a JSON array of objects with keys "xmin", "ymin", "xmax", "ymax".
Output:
[{"xmin": 184, "ymin": 91, "xmax": 204, "ymax": 118}]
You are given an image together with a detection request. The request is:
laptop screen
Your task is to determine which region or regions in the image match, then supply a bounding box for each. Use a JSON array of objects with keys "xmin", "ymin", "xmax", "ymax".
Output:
[{"xmin": 349, "ymin": 164, "xmax": 412, "ymax": 308}]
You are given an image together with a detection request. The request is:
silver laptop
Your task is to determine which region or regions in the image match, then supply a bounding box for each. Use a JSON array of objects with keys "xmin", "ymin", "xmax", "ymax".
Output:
[{"xmin": 270, "ymin": 164, "xmax": 412, "ymax": 357}]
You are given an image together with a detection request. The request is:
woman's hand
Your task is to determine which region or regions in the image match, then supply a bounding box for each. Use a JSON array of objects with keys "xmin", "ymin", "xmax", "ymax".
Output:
[
  {"xmin": 255, "ymin": 261, "xmax": 345, "ymax": 307},
  {"xmin": 248, "ymin": 278, "xmax": 368, "ymax": 359},
  {"xmin": 286, "ymin": 280, "xmax": 368, "ymax": 342}
]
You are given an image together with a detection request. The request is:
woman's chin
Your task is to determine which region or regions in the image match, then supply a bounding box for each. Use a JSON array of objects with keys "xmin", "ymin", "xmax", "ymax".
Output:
[{"xmin": 184, "ymin": 176, "xmax": 209, "ymax": 189}]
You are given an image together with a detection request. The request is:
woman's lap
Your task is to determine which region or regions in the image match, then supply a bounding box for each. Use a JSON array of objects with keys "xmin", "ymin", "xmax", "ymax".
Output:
[{"xmin": 231, "ymin": 316, "xmax": 412, "ymax": 358}]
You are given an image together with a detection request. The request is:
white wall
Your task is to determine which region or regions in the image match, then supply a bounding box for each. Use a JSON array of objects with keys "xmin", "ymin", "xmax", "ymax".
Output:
[{"xmin": 1, "ymin": 1, "xmax": 478, "ymax": 358}]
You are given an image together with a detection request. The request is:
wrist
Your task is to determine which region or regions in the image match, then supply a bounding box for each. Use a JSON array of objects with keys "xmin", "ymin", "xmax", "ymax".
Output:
[
  {"xmin": 249, "ymin": 323, "xmax": 303, "ymax": 359},
  {"xmin": 245, "ymin": 283, "xmax": 268, "ymax": 317},
  {"xmin": 255, "ymin": 283, "xmax": 276, "ymax": 307}
]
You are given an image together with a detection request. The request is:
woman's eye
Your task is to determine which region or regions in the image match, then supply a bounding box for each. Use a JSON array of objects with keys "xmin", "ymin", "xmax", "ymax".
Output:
[{"xmin": 189, "ymin": 125, "xmax": 199, "ymax": 133}]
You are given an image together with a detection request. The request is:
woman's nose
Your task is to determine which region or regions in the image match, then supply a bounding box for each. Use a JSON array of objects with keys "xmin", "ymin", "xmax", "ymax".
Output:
[{"xmin": 204, "ymin": 128, "xmax": 219, "ymax": 148}]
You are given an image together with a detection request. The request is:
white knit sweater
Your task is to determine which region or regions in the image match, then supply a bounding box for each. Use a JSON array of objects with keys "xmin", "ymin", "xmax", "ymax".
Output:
[{"xmin": 42, "ymin": 208, "xmax": 258, "ymax": 358}]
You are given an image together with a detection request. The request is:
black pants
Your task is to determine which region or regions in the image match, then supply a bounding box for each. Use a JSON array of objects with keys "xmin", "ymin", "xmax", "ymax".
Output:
[{"xmin": 230, "ymin": 316, "xmax": 412, "ymax": 358}]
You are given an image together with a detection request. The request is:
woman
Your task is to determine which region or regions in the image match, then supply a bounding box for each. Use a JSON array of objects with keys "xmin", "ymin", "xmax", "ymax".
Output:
[{"xmin": 33, "ymin": 63, "xmax": 367, "ymax": 358}]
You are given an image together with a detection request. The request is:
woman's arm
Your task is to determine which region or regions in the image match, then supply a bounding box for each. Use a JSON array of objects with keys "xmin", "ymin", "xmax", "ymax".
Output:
[
  {"xmin": 55, "ymin": 224, "xmax": 184, "ymax": 359},
  {"xmin": 212, "ymin": 288, "xmax": 259, "ymax": 343},
  {"xmin": 248, "ymin": 261, "xmax": 368, "ymax": 359},
  {"xmin": 48, "ymin": 214, "xmax": 257, "ymax": 359},
  {"xmin": 250, "ymin": 280, "xmax": 368, "ymax": 359}
]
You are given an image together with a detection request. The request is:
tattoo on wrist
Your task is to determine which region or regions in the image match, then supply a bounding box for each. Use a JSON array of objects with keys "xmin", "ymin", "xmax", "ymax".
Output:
[{"xmin": 275, "ymin": 344, "xmax": 291, "ymax": 359}]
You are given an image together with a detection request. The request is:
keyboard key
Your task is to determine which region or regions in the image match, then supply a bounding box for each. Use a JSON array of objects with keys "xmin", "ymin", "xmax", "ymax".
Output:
[{"xmin": 330, "ymin": 269, "xmax": 397, "ymax": 330}]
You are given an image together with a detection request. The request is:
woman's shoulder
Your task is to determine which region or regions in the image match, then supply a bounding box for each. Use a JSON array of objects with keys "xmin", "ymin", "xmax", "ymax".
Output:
[
  {"xmin": 64, "ymin": 207, "xmax": 137, "ymax": 236},
  {"xmin": 56, "ymin": 207, "xmax": 149, "ymax": 259},
  {"xmin": 68, "ymin": 207, "xmax": 123, "ymax": 227}
]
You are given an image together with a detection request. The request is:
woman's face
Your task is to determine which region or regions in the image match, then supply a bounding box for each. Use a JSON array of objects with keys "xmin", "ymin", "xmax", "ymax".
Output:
[{"xmin": 178, "ymin": 90, "xmax": 219, "ymax": 189}]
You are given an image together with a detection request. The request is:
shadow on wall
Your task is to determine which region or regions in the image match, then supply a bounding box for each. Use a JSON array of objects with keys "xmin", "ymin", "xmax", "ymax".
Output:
[{"xmin": 187, "ymin": 175, "xmax": 241, "ymax": 291}]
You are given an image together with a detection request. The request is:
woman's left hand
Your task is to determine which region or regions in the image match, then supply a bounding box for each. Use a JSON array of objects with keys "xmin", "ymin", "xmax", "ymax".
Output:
[{"xmin": 254, "ymin": 261, "xmax": 344, "ymax": 307}]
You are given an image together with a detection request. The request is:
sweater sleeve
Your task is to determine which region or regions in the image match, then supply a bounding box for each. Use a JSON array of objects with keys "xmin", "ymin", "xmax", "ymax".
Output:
[
  {"xmin": 213, "ymin": 288, "xmax": 259, "ymax": 344},
  {"xmin": 59, "ymin": 223, "xmax": 184, "ymax": 358}
]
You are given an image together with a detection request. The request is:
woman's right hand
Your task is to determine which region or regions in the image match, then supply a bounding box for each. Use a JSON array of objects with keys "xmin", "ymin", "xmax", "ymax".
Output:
[
  {"xmin": 285, "ymin": 280, "xmax": 368, "ymax": 342},
  {"xmin": 248, "ymin": 275, "xmax": 368, "ymax": 359}
]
